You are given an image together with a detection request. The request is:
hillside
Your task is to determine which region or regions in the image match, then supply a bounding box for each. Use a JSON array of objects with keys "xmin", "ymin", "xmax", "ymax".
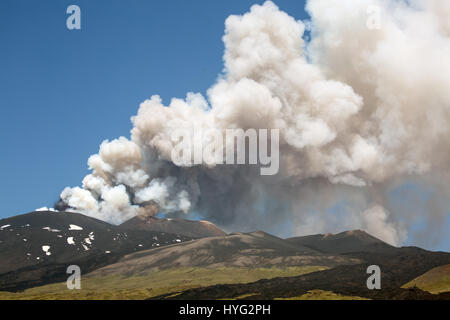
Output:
[
  {"xmin": 403, "ymin": 264, "xmax": 450, "ymax": 294},
  {"xmin": 88, "ymin": 231, "xmax": 359, "ymax": 278},
  {"xmin": 1, "ymin": 213, "xmax": 449, "ymax": 300},
  {"xmin": 154, "ymin": 241, "xmax": 450, "ymax": 300},
  {"xmin": 119, "ymin": 214, "xmax": 226, "ymax": 238},
  {"xmin": 287, "ymin": 230, "xmax": 396, "ymax": 254},
  {"xmin": 0, "ymin": 211, "xmax": 193, "ymax": 291}
]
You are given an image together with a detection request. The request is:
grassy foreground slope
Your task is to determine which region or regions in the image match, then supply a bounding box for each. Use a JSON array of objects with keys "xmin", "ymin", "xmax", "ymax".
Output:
[
  {"xmin": 275, "ymin": 290, "xmax": 369, "ymax": 300},
  {"xmin": 403, "ymin": 264, "xmax": 450, "ymax": 294},
  {"xmin": 221, "ymin": 290, "xmax": 369, "ymax": 300},
  {"xmin": 0, "ymin": 266, "xmax": 327, "ymax": 300}
]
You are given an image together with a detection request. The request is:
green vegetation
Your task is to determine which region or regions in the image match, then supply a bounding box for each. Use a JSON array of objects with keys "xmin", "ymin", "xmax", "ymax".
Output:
[
  {"xmin": 0, "ymin": 266, "xmax": 327, "ymax": 300},
  {"xmin": 402, "ymin": 264, "xmax": 450, "ymax": 294},
  {"xmin": 275, "ymin": 290, "xmax": 370, "ymax": 300}
]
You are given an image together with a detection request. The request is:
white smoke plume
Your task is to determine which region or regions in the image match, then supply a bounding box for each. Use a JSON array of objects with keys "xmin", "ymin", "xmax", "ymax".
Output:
[{"xmin": 60, "ymin": 1, "xmax": 450, "ymax": 247}]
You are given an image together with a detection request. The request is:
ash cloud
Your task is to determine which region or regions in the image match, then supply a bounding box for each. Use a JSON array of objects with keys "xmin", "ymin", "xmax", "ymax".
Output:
[{"xmin": 60, "ymin": 1, "xmax": 450, "ymax": 247}]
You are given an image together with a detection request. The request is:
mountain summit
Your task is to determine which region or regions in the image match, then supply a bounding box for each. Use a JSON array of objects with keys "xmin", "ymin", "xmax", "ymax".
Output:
[
  {"xmin": 119, "ymin": 214, "xmax": 226, "ymax": 238},
  {"xmin": 287, "ymin": 230, "xmax": 395, "ymax": 254},
  {"xmin": 1, "ymin": 212, "xmax": 449, "ymax": 300}
]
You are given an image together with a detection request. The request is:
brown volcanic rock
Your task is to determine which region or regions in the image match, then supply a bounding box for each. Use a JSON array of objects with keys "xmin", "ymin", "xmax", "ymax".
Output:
[{"xmin": 119, "ymin": 215, "xmax": 227, "ymax": 239}]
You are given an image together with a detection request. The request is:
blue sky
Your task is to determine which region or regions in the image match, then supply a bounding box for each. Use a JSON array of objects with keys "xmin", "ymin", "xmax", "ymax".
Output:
[
  {"xmin": 0, "ymin": 0, "xmax": 308, "ymax": 217},
  {"xmin": 0, "ymin": 1, "xmax": 448, "ymax": 251}
]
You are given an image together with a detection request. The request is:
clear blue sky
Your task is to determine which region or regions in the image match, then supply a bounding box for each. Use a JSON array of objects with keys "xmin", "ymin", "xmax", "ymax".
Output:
[{"xmin": 0, "ymin": 1, "xmax": 448, "ymax": 251}]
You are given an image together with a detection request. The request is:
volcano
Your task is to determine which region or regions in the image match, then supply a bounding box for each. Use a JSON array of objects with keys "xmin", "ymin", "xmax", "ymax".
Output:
[
  {"xmin": 0, "ymin": 211, "xmax": 449, "ymax": 300},
  {"xmin": 0, "ymin": 210, "xmax": 193, "ymax": 291}
]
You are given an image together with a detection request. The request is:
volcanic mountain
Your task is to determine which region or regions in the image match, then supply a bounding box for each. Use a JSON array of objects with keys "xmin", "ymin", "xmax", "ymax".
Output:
[
  {"xmin": 1, "ymin": 212, "xmax": 449, "ymax": 300},
  {"xmin": 154, "ymin": 232, "xmax": 450, "ymax": 300},
  {"xmin": 0, "ymin": 210, "xmax": 193, "ymax": 291},
  {"xmin": 119, "ymin": 214, "xmax": 226, "ymax": 238},
  {"xmin": 88, "ymin": 231, "xmax": 359, "ymax": 278}
]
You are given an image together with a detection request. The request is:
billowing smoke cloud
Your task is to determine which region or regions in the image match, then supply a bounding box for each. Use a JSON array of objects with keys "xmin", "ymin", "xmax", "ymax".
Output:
[{"xmin": 60, "ymin": 1, "xmax": 450, "ymax": 247}]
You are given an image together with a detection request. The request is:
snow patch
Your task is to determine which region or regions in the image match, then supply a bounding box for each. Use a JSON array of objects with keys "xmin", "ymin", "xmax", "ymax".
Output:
[
  {"xmin": 69, "ymin": 224, "xmax": 83, "ymax": 231},
  {"xmin": 42, "ymin": 227, "xmax": 61, "ymax": 233},
  {"xmin": 67, "ymin": 237, "xmax": 75, "ymax": 245},
  {"xmin": 36, "ymin": 207, "xmax": 58, "ymax": 212},
  {"xmin": 42, "ymin": 245, "xmax": 51, "ymax": 256}
]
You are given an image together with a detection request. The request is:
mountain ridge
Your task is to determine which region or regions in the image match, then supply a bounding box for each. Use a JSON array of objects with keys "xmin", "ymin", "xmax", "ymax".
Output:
[
  {"xmin": 0, "ymin": 211, "xmax": 193, "ymax": 291},
  {"xmin": 287, "ymin": 229, "xmax": 396, "ymax": 254},
  {"xmin": 87, "ymin": 231, "xmax": 359, "ymax": 279},
  {"xmin": 119, "ymin": 214, "xmax": 226, "ymax": 238},
  {"xmin": 1, "ymin": 211, "xmax": 449, "ymax": 300}
]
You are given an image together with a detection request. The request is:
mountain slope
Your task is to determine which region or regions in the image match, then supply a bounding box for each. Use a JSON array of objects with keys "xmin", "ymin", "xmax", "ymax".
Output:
[
  {"xmin": 88, "ymin": 231, "xmax": 359, "ymax": 278},
  {"xmin": 1, "ymin": 219, "xmax": 449, "ymax": 300},
  {"xmin": 119, "ymin": 215, "xmax": 226, "ymax": 238},
  {"xmin": 403, "ymin": 264, "xmax": 450, "ymax": 294},
  {"xmin": 0, "ymin": 211, "xmax": 193, "ymax": 291},
  {"xmin": 156, "ymin": 244, "xmax": 450, "ymax": 300}
]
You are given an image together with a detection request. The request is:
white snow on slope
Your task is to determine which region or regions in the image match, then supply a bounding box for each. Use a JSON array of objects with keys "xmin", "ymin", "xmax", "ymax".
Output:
[
  {"xmin": 36, "ymin": 207, "xmax": 58, "ymax": 212},
  {"xmin": 42, "ymin": 245, "xmax": 51, "ymax": 256},
  {"xmin": 42, "ymin": 227, "xmax": 61, "ymax": 233}
]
